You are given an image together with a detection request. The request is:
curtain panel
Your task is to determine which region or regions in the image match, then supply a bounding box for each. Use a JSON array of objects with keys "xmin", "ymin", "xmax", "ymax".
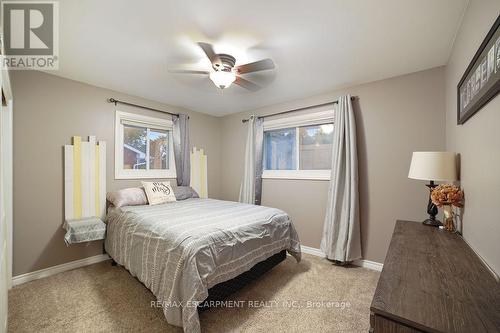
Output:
[
  {"xmin": 239, "ymin": 116, "xmax": 264, "ymax": 205},
  {"xmin": 173, "ymin": 114, "xmax": 190, "ymax": 186},
  {"xmin": 320, "ymin": 95, "xmax": 362, "ymax": 262}
]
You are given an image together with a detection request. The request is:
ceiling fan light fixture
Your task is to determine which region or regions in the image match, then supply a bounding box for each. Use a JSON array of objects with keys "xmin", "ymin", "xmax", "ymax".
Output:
[
  {"xmin": 171, "ymin": 42, "xmax": 271, "ymax": 91},
  {"xmin": 209, "ymin": 70, "xmax": 236, "ymax": 89}
]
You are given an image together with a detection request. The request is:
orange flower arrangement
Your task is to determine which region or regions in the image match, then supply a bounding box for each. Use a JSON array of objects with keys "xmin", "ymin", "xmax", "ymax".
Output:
[
  {"xmin": 431, "ymin": 184, "xmax": 464, "ymax": 207},
  {"xmin": 431, "ymin": 184, "xmax": 463, "ymax": 232}
]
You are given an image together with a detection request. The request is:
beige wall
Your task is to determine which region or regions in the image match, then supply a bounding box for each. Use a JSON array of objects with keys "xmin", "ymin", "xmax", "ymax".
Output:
[
  {"xmin": 220, "ymin": 67, "xmax": 446, "ymax": 263},
  {"xmin": 11, "ymin": 65, "xmax": 450, "ymax": 274},
  {"xmin": 11, "ymin": 71, "xmax": 222, "ymax": 276},
  {"xmin": 12, "ymin": 6, "xmax": 499, "ymax": 276},
  {"xmin": 445, "ymin": 0, "xmax": 500, "ymax": 275}
]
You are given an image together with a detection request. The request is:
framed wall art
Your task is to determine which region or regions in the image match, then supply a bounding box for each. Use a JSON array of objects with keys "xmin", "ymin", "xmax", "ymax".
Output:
[{"xmin": 457, "ymin": 15, "xmax": 500, "ymax": 125}]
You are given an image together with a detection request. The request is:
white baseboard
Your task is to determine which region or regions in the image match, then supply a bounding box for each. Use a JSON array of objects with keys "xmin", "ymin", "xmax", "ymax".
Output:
[
  {"xmin": 300, "ymin": 245, "xmax": 383, "ymax": 272},
  {"xmin": 12, "ymin": 254, "xmax": 110, "ymax": 286},
  {"xmin": 353, "ymin": 259, "xmax": 384, "ymax": 271},
  {"xmin": 11, "ymin": 246, "xmax": 384, "ymax": 287},
  {"xmin": 300, "ymin": 245, "xmax": 325, "ymax": 257}
]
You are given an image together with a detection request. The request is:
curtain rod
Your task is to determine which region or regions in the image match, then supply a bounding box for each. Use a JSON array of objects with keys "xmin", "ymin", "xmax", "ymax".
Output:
[
  {"xmin": 108, "ymin": 98, "xmax": 180, "ymax": 117},
  {"xmin": 241, "ymin": 96, "xmax": 357, "ymax": 123}
]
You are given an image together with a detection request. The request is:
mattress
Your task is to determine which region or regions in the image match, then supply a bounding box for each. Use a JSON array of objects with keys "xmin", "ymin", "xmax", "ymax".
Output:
[{"xmin": 105, "ymin": 198, "xmax": 301, "ymax": 333}]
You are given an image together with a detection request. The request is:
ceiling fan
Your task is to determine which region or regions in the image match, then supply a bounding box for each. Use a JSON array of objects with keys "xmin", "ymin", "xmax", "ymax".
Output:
[{"xmin": 169, "ymin": 42, "xmax": 275, "ymax": 91}]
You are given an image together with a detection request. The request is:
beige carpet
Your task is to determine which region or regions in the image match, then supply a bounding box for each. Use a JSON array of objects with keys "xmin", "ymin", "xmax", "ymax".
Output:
[{"xmin": 9, "ymin": 254, "xmax": 379, "ymax": 332}]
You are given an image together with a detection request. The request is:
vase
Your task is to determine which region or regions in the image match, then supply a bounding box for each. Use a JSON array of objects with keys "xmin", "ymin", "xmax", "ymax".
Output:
[{"xmin": 443, "ymin": 205, "xmax": 455, "ymax": 232}]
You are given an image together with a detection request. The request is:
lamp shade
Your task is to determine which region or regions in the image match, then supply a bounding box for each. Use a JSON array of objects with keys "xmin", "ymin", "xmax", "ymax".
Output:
[{"xmin": 408, "ymin": 152, "xmax": 457, "ymax": 181}]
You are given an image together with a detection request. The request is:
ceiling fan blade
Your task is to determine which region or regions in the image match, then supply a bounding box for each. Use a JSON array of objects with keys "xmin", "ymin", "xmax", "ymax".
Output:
[
  {"xmin": 234, "ymin": 76, "xmax": 261, "ymax": 91},
  {"xmin": 236, "ymin": 58, "xmax": 275, "ymax": 74},
  {"xmin": 197, "ymin": 42, "xmax": 220, "ymax": 65},
  {"xmin": 168, "ymin": 69, "xmax": 210, "ymax": 75}
]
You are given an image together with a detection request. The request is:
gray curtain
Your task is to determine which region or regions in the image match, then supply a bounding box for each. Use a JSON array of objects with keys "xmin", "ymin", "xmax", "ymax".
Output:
[
  {"xmin": 173, "ymin": 114, "xmax": 190, "ymax": 186},
  {"xmin": 320, "ymin": 95, "xmax": 361, "ymax": 262},
  {"xmin": 239, "ymin": 116, "xmax": 264, "ymax": 205}
]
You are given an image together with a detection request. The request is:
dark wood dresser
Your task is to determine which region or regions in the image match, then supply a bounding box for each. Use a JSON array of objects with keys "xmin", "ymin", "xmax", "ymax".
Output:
[{"xmin": 370, "ymin": 220, "xmax": 500, "ymax": 333}]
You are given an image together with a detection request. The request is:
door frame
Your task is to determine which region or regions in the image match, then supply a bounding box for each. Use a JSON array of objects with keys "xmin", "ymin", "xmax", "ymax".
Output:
[{"xmin": 0, "ymin": 34, "xmax": 13, "ymax": 290}]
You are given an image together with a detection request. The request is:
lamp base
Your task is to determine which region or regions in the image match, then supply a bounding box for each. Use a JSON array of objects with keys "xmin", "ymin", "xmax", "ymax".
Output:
[
  {"xmin": 422, "ymin": 218, "xmax": 442, "ymax": 227},
  {"xmin": 423, "ymin": 180, "xmax": 441, "ymax": 227}
]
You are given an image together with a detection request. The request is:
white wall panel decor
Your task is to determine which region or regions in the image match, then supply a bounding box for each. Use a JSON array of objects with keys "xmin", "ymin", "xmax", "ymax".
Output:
[
  {"xmin": 190, "ymin": 147, "xmax": 208, "ymax": 198},
  {"xmin": 64, "ymin": 136, "xmax": 106, "ymax": 220}
]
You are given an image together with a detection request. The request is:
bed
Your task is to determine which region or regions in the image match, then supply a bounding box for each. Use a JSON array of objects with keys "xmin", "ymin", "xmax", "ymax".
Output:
[{"xmin": 104, "ymin": 198, "xmax": 301, "ymax": 333}]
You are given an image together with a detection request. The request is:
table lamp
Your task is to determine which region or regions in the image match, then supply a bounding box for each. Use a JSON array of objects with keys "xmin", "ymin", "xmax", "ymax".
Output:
[{"xmin": 408, "ymin": 152, "xmax": 457, "ymax": 226}]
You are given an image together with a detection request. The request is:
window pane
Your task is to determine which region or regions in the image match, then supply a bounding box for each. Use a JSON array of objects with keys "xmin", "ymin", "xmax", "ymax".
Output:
[
  {"xmin": 264, "ymin": 128, "xmax": 296, "ymax": 170},
  {"xmin": 299, "ymin": 124, "xmax": 333, "ymax": 170},
  {"xmin": 123, "ymin": 125, "xmax": 146, "ymax": 169},
  {"xmin": 149, "ymin": 129, "xmax": 169, "ymax": 170}
]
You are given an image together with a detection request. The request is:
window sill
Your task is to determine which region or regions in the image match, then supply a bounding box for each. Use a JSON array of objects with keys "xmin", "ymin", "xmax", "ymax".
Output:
[
  {"xmin": 262, "ymin": 170, "xmax": 331, "ymax": 181},
  {"xmin": 115, "ymin": 170, "xmax": 177, "ymax": 180}
]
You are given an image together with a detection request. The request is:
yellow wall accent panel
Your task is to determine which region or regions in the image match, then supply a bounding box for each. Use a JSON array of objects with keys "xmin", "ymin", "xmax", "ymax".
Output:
[
  {"xmin": 65, "ymin": 136, "xmax": 106, "ymax": 221},
  {"xmin": 190, "ymin": 147, "xmax": 208, "ymax": 198}
]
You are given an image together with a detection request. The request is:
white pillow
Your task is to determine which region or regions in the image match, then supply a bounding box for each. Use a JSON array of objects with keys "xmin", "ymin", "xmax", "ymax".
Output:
[
  {"xmin": 106, "ymin": 187, "xmax": 148, "ymax": 207},
  {"xmin": 141, "ymin": 181, "xmax": 176, "ymax": 205}
]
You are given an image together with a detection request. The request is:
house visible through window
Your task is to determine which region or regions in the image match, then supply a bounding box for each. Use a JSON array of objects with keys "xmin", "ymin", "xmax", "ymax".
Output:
[
  {"xmin": 115, "ymin": 111, "xmax": 176, "ymax": 179},
  {"xmin": 262, "ymin": 110, "xmax": 334, "ymax": 180},
  {"xmin": 123, "ymin": 125, "xmax": 168, "ymax": 170}
]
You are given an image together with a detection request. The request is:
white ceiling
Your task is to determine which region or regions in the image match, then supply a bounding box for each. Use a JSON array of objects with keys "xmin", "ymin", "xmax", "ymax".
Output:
[{"xmin": 54, "ymin": 0, "xmax": 468, "ymax": 116}]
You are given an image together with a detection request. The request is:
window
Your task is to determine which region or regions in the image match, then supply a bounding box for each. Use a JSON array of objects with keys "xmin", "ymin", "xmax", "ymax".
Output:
[
  {"xmin": 264, "ymin": 128, "xmax": 296, "ymax": 170},
  {"xmin": 299, "ymin": 124, "xmax": 333, "ymax": 170},
  {"xmin": 115, "ymin": 111, "xmax": 176, "ymax": 179},
  {"xmin": 262, "ymin": 110, "xmax": 334, "ymax": 180}
]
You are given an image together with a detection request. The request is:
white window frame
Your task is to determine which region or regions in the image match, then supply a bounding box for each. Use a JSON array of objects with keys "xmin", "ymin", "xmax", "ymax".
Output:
[
  {"xmin": 262, "ymin": 109, "xmax": 334, "ymax": 181},
  {"xmin": 115, "ymin": 111, "xmax": 176, "ymax": 179}
]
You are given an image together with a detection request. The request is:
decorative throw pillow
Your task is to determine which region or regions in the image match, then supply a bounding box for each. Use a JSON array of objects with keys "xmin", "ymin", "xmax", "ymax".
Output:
[
  {"xmin": 172, "ymin": 186, "xmax": 200, "ymax": 200},
  {"xmin": 141, "ymin": 181, "xmax": 176, "ymax": 205},
  {"xmin": 106, "ymin": 187, "xmax": 148, "ymax": 207}
]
